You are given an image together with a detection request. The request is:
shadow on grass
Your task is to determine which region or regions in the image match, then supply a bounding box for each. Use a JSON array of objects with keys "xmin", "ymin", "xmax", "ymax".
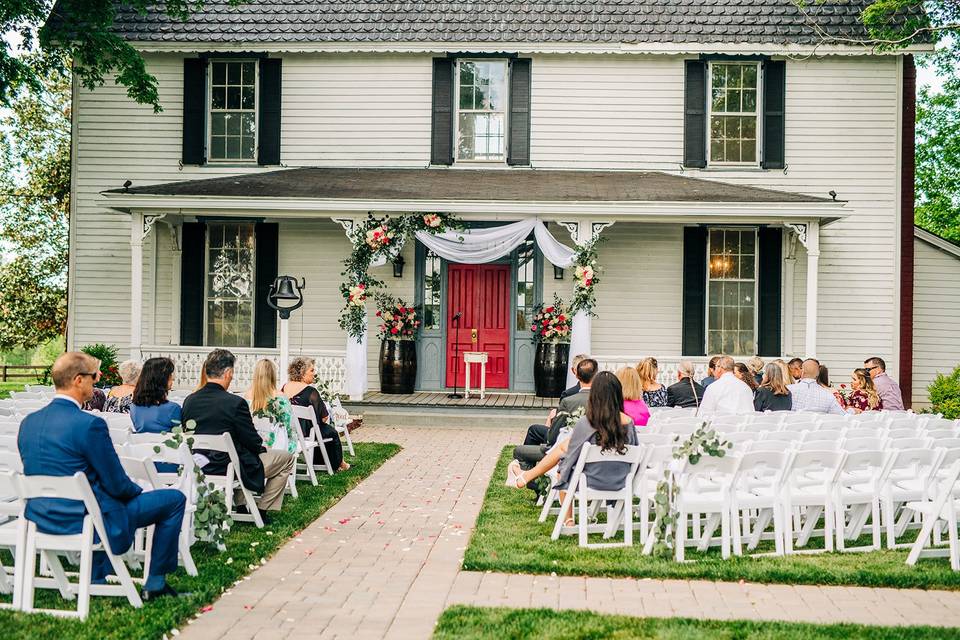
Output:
[
  {"xmin": 462, "ymin": 446, "xmax": 960, "ymax": 590},
  {"xmin": 0, "ymin": 441, "xmax": 401, "ymax": 639}
]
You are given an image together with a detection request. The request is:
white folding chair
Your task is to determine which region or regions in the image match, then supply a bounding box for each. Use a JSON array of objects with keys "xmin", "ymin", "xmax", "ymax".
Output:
[
  {"xmin": 889, "ymin": 437, "xmax": 933, "ymax": 450},
  {"xmin": 763, "ymin": 431, "xmax": 800, "ymax": 444},
  {"xmin": 290, "ymin": 405, "xmax": 329, "ymax": 482},
  {"xmin": 0, "ymin": 436, "xmax": 17, "ymax": 453},
  {"xmin": 833, "ymin": 450, "xmax": 890, "ymax": 551},
  {"xmin": 672, "ymin": 454, "xmax": 740, "ymax": 560},
  {"xmin": 797, "ymin": 438, "xmax": 840, "ymax": 451},
  {"xmin": 748, "ymin": 440, "xmax": 793, "ymax": 453},
  {"xmin": 327, "ymin": 398, "xmax": 356, "ymax": 457},
  {"xmin": 936, "ymin": 439, "xmax": 960, "ymax": 450},
  {"xmin": 635, "ymin": 432, "xmax": 672, "ymax": 446},
  {"xmin": 817, "ymin": 416, "xmax": 849, "ymax": 430},
  {"xmin": 722, "ymin": 432, "xmax": 756, "ymax": 448},
  {"xmin": 0, "ymin": 451, "xmax": 22, "ymax": 474},
  {"xmin": 782, "ymin": 449, "xmax": 846, "ymax": 553},
  {"xmin": 905, "ymin": 460, "xmax": 960, "ymax": 570},
  {"xmin": 845, "ymin": 427, "xmax": 884, "ymax": 440},
  {"xmin": 708, "ymin": 415, "xmax": 747, "ymax": 432},
  {"xmin": 928, "ymin": 429, "xmax": 959, "ymax": 441},
  {"xmin": 19, "ymin": 472, "xmax": 143, "ymax": 619},
  {"xmin": 926, "ymin": 418, "xmax": 960, "ymax": 431},
  {"xmin": 750, "ymin": 413, "xmax": 787, "ymax": 429},
  {"xmin": 190, "ymin": 433, "xmax": 264, "ymax": 528},
  {"xmin": 812, "ymin": 429, "xmax": 845, "ymax": 442},
  {"xmin": 731, "ymin": 450, "xmax": 790, "ymax": 555},
  {"xmin": 882, "ymin": 448, "xmax": 941, "ymax": 549},
  {"xmin": 842, "ymin": 437, "xmax": 888, "ymax": 452},
  {"xmin": 888, "ymin": 428, "xmax": 922, "ymax": 440},
  {"xmin": 0, "ymin": 470, "xmax": 26, "ymax": 609},
  {"xmin": 736, "ymin": 421, "xmax": 776, "ymax": 436}
]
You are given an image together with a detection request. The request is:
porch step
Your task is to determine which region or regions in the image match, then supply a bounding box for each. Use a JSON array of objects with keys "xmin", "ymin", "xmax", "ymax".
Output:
[{"xmin": 343, "ymin": 391, "xmax": 551, "ymax": 429}]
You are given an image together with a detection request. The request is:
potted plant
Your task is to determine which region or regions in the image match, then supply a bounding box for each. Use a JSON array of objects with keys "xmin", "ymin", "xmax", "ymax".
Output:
[
  {"xmin": 81, "ymin": 343, "xmax": 122, "ymax": 387},
  {"xmin": 375, "ymin": 294, "xmax": 421, "ymax": 394},
  {"xmin": 530, "ymin": 294, "xmax": 572, "ymax": 398}
]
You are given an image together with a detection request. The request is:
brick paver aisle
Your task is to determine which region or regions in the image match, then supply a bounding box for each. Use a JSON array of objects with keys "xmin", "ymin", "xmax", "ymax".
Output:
[{"xmin": 180, "ymin": 426, "xmax": 960, "ymax": 640}]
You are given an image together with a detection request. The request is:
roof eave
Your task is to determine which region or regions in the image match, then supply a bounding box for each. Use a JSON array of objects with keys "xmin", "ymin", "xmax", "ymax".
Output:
[{"xmin": 915, "ymin": 226, "xmax": 960, "ymax": 259}]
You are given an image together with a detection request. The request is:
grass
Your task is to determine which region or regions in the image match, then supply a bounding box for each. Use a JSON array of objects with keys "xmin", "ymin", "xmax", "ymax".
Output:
[
  {"xmin": 463, "ymin": 446, "xmax": 960, "ymax": 591},
  {"xmin": 433, "ymin": 606, "xmax": 960, "ymax": 640},
  {"xmin": 0, "ymin": 441, "xmax": 401, "ymax": 639},
  {"xmin": 0, "ymin": 382, "xmax": 28, "ymax": 399}
]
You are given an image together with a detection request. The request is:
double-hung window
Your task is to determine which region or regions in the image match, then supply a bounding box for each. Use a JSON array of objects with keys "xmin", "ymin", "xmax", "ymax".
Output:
[
  {"xmin": 706, "ymin": 228, "xmax": 757, "ymax": 356},
  {"xmin": 455, "ymin": 60, "xmax": 508, "ymax": 162},
  {"xmin": 708, "ymin": 62, "xmax": 760, "ymax": 166},
  {"xmin": 205, "ymin": 222, "xmax": 256, "ymax": 347},
  {"xmin": 208, "ymin": 60, "xmax": 258, "ymax": 162}
]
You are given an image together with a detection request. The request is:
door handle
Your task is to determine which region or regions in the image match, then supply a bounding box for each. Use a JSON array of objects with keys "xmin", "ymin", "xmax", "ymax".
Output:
[{"xmin": 471, "ymin": 329, "xmax": 478, "ymax": 342}]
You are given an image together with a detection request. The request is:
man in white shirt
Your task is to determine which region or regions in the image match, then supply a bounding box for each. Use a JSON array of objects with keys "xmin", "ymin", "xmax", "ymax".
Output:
[
  {"xmin": 789, "ymin": 359, "xmax": 847, "ymax": 415},
  {"xmin": 697, "ymin": 356, "xmax": 755, "ymax": 416}
]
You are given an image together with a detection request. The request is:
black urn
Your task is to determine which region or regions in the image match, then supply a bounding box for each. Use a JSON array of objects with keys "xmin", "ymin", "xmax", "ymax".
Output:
[
  {"xmin": 534, "ymin": 342, "xmax": 570, "ymax": 398},
  {"xmin": 379, "ymin": 339, "xmax": 417, "ymax": 394}
]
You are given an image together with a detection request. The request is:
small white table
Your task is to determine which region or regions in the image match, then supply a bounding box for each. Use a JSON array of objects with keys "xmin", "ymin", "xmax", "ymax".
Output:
[{"xmin": 463, "ymin": 351, "xmax": 489, "ymax": 399}]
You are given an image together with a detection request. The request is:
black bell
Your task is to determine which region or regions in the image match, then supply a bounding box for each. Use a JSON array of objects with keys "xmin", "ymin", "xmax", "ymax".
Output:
[{"xmin": 272, "ymin": 276, "xmax": 300, "ymax": 301}]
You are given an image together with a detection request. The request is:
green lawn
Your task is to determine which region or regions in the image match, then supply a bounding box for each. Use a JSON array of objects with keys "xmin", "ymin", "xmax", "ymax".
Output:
[
  {"xmin": 463, "ymin": 447, "xmax": 960, "ymax": 590},
  {"xmin": 0, "ymin": 382, "xmax": 28, "ymax": 399},
  {"xmin": 0, "ymin": 441, "xmax": 400, "ymax": 639},
  {"xmin": 434, "ymin": 606, "xmax": 960, "ymax": 640}
]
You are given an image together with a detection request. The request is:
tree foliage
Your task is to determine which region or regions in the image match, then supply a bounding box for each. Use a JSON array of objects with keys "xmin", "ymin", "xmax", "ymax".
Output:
[
  {"xmin": 0, "ymin": 51, "xmax": 70, "ymax": 350},
  {"xmin": 2, "ymin": 1, "xmax": 244, "ymax": 112},
  {"xmin": 916, "ymin": 54, "xmax": 960, "ymax": 244}
]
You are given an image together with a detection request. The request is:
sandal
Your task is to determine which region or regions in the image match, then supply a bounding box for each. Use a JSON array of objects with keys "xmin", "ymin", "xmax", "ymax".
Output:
[{"xmin": 505, "ymin": 460, "xmax": 526, "ymax": 488}]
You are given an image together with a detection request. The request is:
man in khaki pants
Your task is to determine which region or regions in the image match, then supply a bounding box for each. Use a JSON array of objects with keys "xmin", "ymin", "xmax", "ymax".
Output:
[{"xmin": 183, "ymin": 349, "xmax": 294, "ymax": 524}]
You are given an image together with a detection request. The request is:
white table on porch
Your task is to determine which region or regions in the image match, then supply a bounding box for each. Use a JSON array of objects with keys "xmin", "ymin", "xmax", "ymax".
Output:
[{"xmin": 463, "ymin": 351, "xmax": 489, "ymax": 400}]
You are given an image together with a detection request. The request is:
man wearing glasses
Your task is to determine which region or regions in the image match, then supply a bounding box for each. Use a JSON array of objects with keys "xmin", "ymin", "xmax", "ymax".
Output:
[{"xmin": 864, "ymin": 356, "xmax": 904, "ymax": 411}]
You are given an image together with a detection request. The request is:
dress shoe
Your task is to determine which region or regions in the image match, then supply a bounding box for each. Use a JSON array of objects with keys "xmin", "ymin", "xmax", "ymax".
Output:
[{"xmin": 140, "ymin": 584, "xmax": 187, "ymax": 601}]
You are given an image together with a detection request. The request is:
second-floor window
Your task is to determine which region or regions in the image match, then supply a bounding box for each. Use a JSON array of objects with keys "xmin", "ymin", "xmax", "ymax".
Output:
[
  {"xmin": 709, "ymin": 62, "xmax": 759, "ymax": 166},
  {"xmin": 209, "ymin": 60, "xmax": 257, "ymax": 162},
  {"xmin": 456, "ymin": 60, "xmax": 508, "ymax": 162}
]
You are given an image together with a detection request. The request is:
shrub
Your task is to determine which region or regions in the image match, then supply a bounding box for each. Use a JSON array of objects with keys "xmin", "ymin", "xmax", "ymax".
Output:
[
  {"xmin": 928, "ymin": 364, "xmax": 960, "ymax": 419},
  {"xmin": 80, "ymin": 343, "xmax": 122, "ymax": 387}
]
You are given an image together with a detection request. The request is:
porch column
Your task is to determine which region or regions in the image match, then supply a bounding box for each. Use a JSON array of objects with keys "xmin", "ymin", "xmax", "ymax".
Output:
[
  {"xmin": 803, "ymin": 221, "xmax": 820, "ymax": 358},
  {"xmin": 782, "ymin": 233, "xmax": 798, "ymax": 355},
  {"xmin": 170, "ymin": 224, "xmax": 182, "ymax": 345},
  {"xmin": 333, "ymin": 217, "xmax": 367, "ymax": 400},
  {"xmin": 130, "ymin": 212, "xmax": 144, "ymax": 360}
]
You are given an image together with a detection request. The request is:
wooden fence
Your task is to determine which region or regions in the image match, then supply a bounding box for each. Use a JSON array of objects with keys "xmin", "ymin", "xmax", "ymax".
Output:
[{"xmin": 0, "ymin": 365, "xmax": 46, "ymax": 382}]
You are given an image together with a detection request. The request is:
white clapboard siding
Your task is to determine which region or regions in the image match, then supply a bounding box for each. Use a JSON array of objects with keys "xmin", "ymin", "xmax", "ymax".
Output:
[{"xmin": 912, "ymin": 236, "xmax": 960, "ymax": 408}]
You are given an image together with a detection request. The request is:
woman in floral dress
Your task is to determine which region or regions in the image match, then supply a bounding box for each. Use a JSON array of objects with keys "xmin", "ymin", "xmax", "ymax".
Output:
[
  {"xmin": 843, "ymin": 368, "xmax": 883, "ymax": 413},
  {"xmin": 636, "ymin": 357, "xmax": 668, "ymax": 408},
  {"xmin": 244, "ymin": 359, "xmax": 297, "ymax": 455}
]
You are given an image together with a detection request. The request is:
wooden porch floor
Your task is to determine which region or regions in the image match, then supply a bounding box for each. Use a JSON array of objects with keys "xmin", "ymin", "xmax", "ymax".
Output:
[{"xmin": 352, "ymin": 391, "xmax": 555, "ymax": 409}]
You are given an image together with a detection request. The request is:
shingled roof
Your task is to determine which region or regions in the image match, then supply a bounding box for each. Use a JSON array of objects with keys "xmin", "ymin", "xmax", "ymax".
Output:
[{"xmin": 92, "ymin": 0, "xmax": 884, "ymax": 46}]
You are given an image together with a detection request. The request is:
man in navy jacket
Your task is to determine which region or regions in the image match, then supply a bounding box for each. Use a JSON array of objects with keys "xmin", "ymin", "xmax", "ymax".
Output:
[{"xmin": 18, "ymin": 352, "xmax": 186, "ymax": 600}]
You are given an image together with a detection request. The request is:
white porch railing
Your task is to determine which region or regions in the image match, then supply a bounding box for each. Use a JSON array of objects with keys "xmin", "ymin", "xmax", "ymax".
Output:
[
  {"xmin": 140, "ymin": 346, "xmax": 346, "ymax": 392},
  {"xmin": 594, "ymin": 355, "xmax": 714, "ymax": 386}
]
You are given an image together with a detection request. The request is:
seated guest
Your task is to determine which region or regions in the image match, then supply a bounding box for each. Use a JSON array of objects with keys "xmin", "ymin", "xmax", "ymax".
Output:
[
  {"xmin": 747, "ymin": 356, "xmax": 765, "ymax": 386},
  {"xmin": 130, "ymin": 357, "xmax": 181, "ymax": 433},
  {"xmin": 697, "ymin": 356, "xmax": 755, "ymax": 416},
  {"xmin": 282, "ymin": 356, "xmax": 348, "ymax": 471},
  {"xmin": 104, "ymin": 360, "xmax": 141, "ymax": 413},
  {"xmin": 787, "ymin": 357, "xmax": 804, "ymax": 383},
  {"xmin": 734, "ymin": 362, "xmax": 759, "ymax": 394},
  {"xmin": 771, "ymin": 359, "xmax": 792, "ymax": 385},
  {"xmin": 844, "ymin": 368, "xmax": 883, "ymax": 413},
  {"xmin": 514, "ymin": 358, "xmax": 597, "ymax": 474},
  {"xmin": 194, "ymin": 367, "xmax": 207, "ymax": 392},
  {"xmin": 507, "ymin": 372, "xmax": 638, "ymax": 526},
  {"xmin": 701, "ymin": 356, "xmax": 720, "ymax": 388},
  {"xmin": 666, "ymin": 361, "xmax": 705, "ymax": 409},
  {"xmin": 754, "ymin": 363, "xmax": 792, "ymax": 412},
  {"xmin": 818, "ymin": 365, "xmax": 844, "ymax": 407},
  {"xmin": 82, "ymin": 386, "xmax": 106, "ymax": 411},
  {"xmin": 18, "ymin": 352, "xmax": 186, "ymax": 600},
  {"xmin": 183, "ymin": 349, "xmax": 295, "ymax": 522},
  {"xmin": 864, "ymin": 356, "xmax": 904, "ymax": 411},
  {"xmin": 245, "ymin": 359, "xmax": 297, "ymax": 455},
  {"xmin": 637, "ymin": 357, "xmax": 668, "ymax": 408},
  {"xmin": 560, "ymin": 353, "xmax": 590, "ymax": 399},
  {"xmin": 615, "ymin": 367, "xmax": 650, "ymax": 427},
  {"xmin": 788, "ymin": 359, "xmax": 847, "ymax": 415}
]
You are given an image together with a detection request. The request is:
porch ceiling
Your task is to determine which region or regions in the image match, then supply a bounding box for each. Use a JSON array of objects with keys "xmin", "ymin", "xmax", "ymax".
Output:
[{"xmin": 101, "ymin": 167, "xmax": 847, "ymax": 222}]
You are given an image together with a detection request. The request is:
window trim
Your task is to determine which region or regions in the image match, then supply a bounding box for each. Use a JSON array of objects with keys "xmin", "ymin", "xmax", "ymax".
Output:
[
  {"xmin": 453, "ymin": 58, "xmax": 510, "ymax": 164},
  {"xmin": 706, "ymin": 61, "xmax": 762, "ymax": 168},
  {"xmin": 206, "ymin": 58, "xmax": 260, "ymax": 164},
  {"xmin": 202, "ymin": 222, "xmax": 257, "ymax": 348},
  {"xmin": 704, "ymin": 226, "xmax": 759, "ymax": 357}
]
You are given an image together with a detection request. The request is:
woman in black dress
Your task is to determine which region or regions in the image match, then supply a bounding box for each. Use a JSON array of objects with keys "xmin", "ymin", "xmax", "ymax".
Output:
[
  {"xmin": 281, "ymin": 356, "xmax": 348, "ymax": 472},
  {"xmin": 754, "ymin": 363, "xmax": 793, "ymax": 412}
]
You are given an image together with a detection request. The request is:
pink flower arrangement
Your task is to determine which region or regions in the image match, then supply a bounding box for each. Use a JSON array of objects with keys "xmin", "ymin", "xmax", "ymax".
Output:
[
  {"xmin": 530, "ymin": 296, "xmax": 572, "ymax": 344},
  {"xmin": 347, "ymin": 283, "xmax": 367, "ymax": 306},
  {"xmin": 375, "ymin": 295, "xmax": 421, "ymax": 341},
  {"xmin": 423, "ymin": 213, "xmax": 442, "ymax": 228},
  {"xmin": 364, "ymin": 224, "xmax": 395, "ymax": 250}
]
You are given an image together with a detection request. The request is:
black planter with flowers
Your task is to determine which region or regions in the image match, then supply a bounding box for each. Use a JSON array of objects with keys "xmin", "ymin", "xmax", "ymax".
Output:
[
  {"xmin": 530, "ymin": 294, "xmax": 572, "ymax": 398},
  {"xmin": 379, "ymin": 339, "xmax": 417, "ymax": 394}
]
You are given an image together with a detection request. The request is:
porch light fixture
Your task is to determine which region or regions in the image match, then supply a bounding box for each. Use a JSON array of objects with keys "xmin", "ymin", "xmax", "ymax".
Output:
[
  {"xmin": 553, "ymin": 265, "xmax": 564, "ymax": 280},
  {"xmin": 267, "ymin": 275, "xmax": 305, "ymax": 384},
  {"xmin": 392, "ymin": 255, "xmax": 405, "ymax": 279}
]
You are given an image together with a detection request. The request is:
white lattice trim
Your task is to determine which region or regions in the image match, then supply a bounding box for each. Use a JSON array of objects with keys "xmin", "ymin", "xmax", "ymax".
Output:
[
  {"xmin": 141, "ymin": 346, "xmax": 346, "ymax": 393},
  {"xmin": 595, "ymin": 355, "xmax": 710, "ymax": 386}
]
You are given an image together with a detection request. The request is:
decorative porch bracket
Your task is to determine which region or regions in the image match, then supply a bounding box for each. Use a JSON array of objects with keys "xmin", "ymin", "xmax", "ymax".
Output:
[
  {"xmin": 557, "ymin": 219, "xmax": 616, "ymax": 246},
  {"xmin": 782, "ymin": 221, "xmax": 820, "ymax": 358}
]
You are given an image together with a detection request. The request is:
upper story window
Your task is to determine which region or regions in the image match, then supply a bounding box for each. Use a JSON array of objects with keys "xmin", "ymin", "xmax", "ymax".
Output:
[
  {"xmin": 209, "ymin": 60, "xmax": 258, "ymax": 162},
  {"xmin": 706, "ymin": 228, "xmax": 756, "ymax": 356},
  {"xmin": 206, "ymin": 222, "xmax": 256, "ymax": 347},
  {"xmin": 708, "ymin": 62, "xmax": 759, "ymax": 166},
  {"xmin": 456, "ymin": 60, "xmax": 508, "ymax": 162}
]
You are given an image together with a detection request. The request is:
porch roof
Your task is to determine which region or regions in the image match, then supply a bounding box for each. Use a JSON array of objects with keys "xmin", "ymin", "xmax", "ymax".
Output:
[{"xmin": 102, "ymin": 167, "xmax": 847, "ymax": 222}]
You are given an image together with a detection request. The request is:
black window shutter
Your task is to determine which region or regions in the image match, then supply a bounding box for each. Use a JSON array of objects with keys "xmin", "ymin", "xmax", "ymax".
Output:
[
  {"xmin": 431, "ymin": 58, "xmax": 454, "ymax": 165},
  {"xmin": 761, "ymin": 60, "xmax": 786, "ymax": 170},
  {"xmin": 253, "ymin": 223, "xmax": 279, "ymax": 348},
  {"xmin": 182, "ymin": 58, "xmax": 207, "ymax": 165},
  {"xmin": 682, "ymin": 226, "xmax": 708, "ymax": 356},
  {"xmin": 757, "ymin": 227, "xmax": 783, "ymax": 357},
  {"xmin": 683, "ymin": 60, "xmax": 708, "ymax": 169},
  {"xmin": 180, "ymin": 222, "xmax": 206, "ymax": 346},
  {"xmin": 507, "ymin": 58, "xmax": 532, "ymax": 166},
  {"xmin": 258, "ymin": 58, "xmax": 282, "ymax": 166}
]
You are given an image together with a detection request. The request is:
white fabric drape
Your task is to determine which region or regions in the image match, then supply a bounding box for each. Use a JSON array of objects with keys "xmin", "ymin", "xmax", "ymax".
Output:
[
  {"xmin": 567, "ymin": 310, "xmax": 592, "ymax": 388},
  {"xmin": 346, "ymin": 218, "xmax": 590, "ymax": 399}
]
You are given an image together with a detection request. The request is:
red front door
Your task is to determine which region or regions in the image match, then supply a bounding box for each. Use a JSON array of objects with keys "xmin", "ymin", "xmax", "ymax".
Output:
[{"xmin": 445, "ymin": 263, "xmax": 511, "ymax": 389}]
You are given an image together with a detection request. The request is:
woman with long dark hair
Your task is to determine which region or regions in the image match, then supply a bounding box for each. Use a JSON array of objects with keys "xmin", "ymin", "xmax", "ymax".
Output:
[{"xmin": 130, "ymin": 357, "xmax": 182, "ymax": 433}]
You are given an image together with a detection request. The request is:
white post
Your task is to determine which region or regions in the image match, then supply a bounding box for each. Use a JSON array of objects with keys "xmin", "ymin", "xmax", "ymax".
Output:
[
  {"xmin": 804, "ymin": 221, "xmax": 820, "ymax": 359},
  {"xmin": 130, "ymin": 212, "xmax": 144, "ymax": 360},
  {"xmin": 279, "ymin": 317, "xmax": 290, "ymax": 386},
  {"xmin": 170, "ymin": 224, "xmax": 182, "ymax": 345},
  {"xmin": 782, "ymin": 231, "xmax": 798, "ymax": 356},
  {"xmin": 565, "ymin": 219, "xmax": 605, "ymax": 387}
]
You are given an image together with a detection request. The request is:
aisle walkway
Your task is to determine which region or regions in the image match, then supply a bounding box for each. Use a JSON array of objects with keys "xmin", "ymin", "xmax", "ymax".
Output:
[{"xmin": 179, "ymin": 426, "xmax": 960, "ymax": 640}]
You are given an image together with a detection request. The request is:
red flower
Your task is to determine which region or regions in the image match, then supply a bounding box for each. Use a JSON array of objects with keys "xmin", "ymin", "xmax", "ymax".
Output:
[
  {"xmin": 558, "ymin": 315, "xmax": 565, "ymax": 321},
  {"xmin": 391, "ymin": 327, "xmax": 399, "ymax": 334},
  {"xmin": 545, "ymin": 306, "xmax": 554, "ymax": 313},
  {"xmin": 375, "ymin": 310, "xmax": 382, "ymax": 317}
]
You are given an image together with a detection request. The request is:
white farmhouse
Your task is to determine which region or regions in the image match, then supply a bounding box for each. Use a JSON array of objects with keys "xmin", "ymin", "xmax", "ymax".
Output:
[{"xmin": 58, "ymin": 1, "xmax": 956, "ymax": 407}]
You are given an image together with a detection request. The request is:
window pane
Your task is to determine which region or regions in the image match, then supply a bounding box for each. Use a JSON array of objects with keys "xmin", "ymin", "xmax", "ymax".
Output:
[
  {"xmin": 742, "ymin": 64, "xmax": 758, "ymax": 88},
  {"xmin": 241, "ymin": 136, "xmax": 255, "ymax": 160},
  {"xmin": 741, "ymin": 140, "xmax": 756, "ymax": 163},
  {"xmin": 712, "ymin": 65, "xmax": 726, "ymax": 88},
  {"xmin": 212, "ymin": 87, "xmax": 226, "ymax": 110},
  {"xmin": 241, "ymin": 62, "xmax": 256, "ymax": 85},
  {"xmin": 210, "ymin": 136, "xmax": 226, "ymax": 160},
  {"xmin": 211, "ymin": 113, "xmax": 226, "ymax": 136},
  {"xmin": 741, "ymin": 116, "xmax": 757, "ymax": 141},
  {"xmin": 241, "ymin": 86, "xmax": 255, "ymax": 109},
  {"xmin": 458, "ymin": 113, "xmax": 504, "ymax": 160},
  {"xmin": 711, "ymin": 89, "xmax": 726, "ymax": 112},
  {"xmin": 227, "ymin": 86, "xmax": 241, "ymax": 110},
  {"xmin": 743, "ymin": 89, "xmax": 757, "ymax": 111},
  {"xmin": 708, "ymin": 331, "xmax": 723, "ymax": 354},
  {"xmin": 459, "ymin": 86, "xmax": 475, "ymax": 110},
  {"xmin": 212, "ymin": 62, "xmax": 226, "ymax": 85},
  {"xmin": 710, "ymin": 139, "xmax": 723, "ymax": 163},
  {"xmin": 227, "ymin": 62, "xmax": 241, "ymax": 84}
]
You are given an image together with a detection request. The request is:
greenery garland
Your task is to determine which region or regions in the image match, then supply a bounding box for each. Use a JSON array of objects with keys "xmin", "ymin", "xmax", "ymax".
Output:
[
  {"xmin": 568, "ymin": 235, "xmax": 604, "ymax": 316},
  {"xmin": 649, "ymin": 422, "xmax": 732, "ymax": 556},
  {"xmin": 339, "ymin": 212, "xmax": 462, "ymax": 340}
]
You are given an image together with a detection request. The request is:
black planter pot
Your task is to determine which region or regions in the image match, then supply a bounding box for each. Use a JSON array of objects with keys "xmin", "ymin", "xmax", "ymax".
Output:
[
  {"xmin": 379, "ymin": 339, "xmax": 417, "ymax": 394},
  {"xmin": 534, "ymin": 342, "xmax": 570, "ymax": 398}
]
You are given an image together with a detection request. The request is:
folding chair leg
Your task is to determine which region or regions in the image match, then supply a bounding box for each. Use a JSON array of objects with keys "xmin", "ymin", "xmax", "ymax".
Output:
[
  {"xmin": 732, "ymin": 505, "xmax": 743, "ymax": 557},
  {"xmin": 22, "ymin": 528, "xmax": 36, "ymax": 612},
  {"xmin": 578, "ymin": 489, "xmax": 589, "ymax": 547},
  {"xmin": 949, "ymin": 510, "xmax": 960, "ymax": 572},
  {"xmin": 624, "ymin": 496, "xmax": 633, "ymax": 546},
  {"xmin": 797, "ymin": 505, "xmax": 822, "ymax": 548},
  {"xmin": 871, "ymin": 500, "xmax": 882, "ymax": 550},
  {"xmin": 883, "ymin": 496, "xmax": 897, "ymax": 549},
  {"xmin": 551, "ymin": 490, "xmax": 575, "ymax": 540},
  {"xmin": 783, "ymin": 500, "xmax": 795, "ymax": 554},
  {"xmin": 772, "ymin": 503, "xmax": 785, "ymax": 556},
  {"xmin": 675, "ymin": 511, "xmax": 686, "ymax": 562},
  {"xmin": 906, "ymin": 514, "xmax": 937, "ymax": 566},
  {"xmin": 105, "ymin": 549, "xmax": 143, "ymax": 608},
  {"xmin": 77, "ymin": 529, "xmax": 93, "ymax": 620},
  {"xmin": 824, "ymin": 502, "xmax": 835, "ymax": 552},
  {"xmin": 721, "ymin": 508, "xmax": 731, "ymax": 560},
  {"xmin": 341, "ymin": 427, "xmax": 355, "ymax": 457},
  {"xmin": 42, "ymin": 551, "xmax": 75, "ymax": 600}
]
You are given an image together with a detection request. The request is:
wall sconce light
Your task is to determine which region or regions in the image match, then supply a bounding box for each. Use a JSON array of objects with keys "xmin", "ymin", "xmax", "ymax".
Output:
[
  {"xmin": 553, "ymin": 265, "xmax": 564, "ymax": 280},
  {"xmin": 392, "ymin": 255, "xmax": 405, "ymax": 278}
]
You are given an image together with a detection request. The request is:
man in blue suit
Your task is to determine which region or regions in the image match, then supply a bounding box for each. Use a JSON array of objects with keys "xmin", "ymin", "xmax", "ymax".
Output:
[{"xmin": 17, "ymin": 352, "xmax": 187, "ymax": 600}]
